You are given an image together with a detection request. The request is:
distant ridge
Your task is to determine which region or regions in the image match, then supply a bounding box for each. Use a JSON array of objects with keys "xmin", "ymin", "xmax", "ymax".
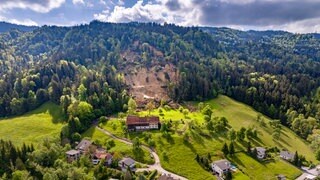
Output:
[{"xmin": 0, "ymin": 21, "xmax": 38, "ymax": 33}]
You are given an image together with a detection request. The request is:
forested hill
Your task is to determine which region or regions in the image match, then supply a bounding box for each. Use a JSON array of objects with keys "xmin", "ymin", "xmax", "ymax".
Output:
[
  {"xmin": 0, "ymin": 22, "xmax": 37, "ymax": 33},
  {"xmin": 0, "ymin": 21, "xmax": 320, "ymax": 144}
]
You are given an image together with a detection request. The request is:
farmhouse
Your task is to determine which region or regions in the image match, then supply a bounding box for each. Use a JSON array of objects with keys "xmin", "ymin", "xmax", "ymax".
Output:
[
  {"xmin": 280, "ymin": 151, "xmax": 294, "ymax": 161},
  {"xmin": 76, "ymin": 139, "xmax": 92, "ymax": 154},
  {"xmin": 92, "ymin": 148, "xmax": 113, "ymax": 165},
  {"xmin": 252, "ymin": 147, "xmax": 266, "ymax": 159},
  {"xmin": 66, "ymin": 149, "xmax": 80, "ymax": 162},
  {"xmin": 119, "ymin": 157, "xmax": 136, "ymax": 171},
  {"xmin": 126, "ymin": 115, "xmax": 160, "ymax": 131},
  {"xmin": 211, "ymin": 159, "xmax": 231, "ymax": 177}
]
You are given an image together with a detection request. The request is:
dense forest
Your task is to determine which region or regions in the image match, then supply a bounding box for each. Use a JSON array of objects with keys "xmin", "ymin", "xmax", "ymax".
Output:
[{"xmin": 0, "ymin": 21, "xmax": 320, "ymax": 159}]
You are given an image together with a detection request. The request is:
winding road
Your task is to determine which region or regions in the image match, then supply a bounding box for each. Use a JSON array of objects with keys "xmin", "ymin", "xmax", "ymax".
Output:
[{"xmin": 96, "ymin": 127, "xmax": 188, "ymax": 180}]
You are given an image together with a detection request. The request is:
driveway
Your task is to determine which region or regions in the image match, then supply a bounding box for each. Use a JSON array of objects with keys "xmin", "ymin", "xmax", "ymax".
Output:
[{"xmin": 96, "ymin": 127, "xmax": 188, "ymax": 180}]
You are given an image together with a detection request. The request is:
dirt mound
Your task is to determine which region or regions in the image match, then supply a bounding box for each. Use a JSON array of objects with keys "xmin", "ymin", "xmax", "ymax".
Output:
[{"xmin": 124, "ymin": 64, "xmax": 178, "ymax": 106}]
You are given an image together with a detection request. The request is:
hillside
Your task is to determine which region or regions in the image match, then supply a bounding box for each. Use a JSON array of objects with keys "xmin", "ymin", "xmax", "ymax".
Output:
[
  {"xmin": 0, "ymin": 22, "xmax": 37, "ymax": 33},
  {"xmin": 205, "ymin": 95, "xmax": 316, "ymax": 162},
  {"xmin": 0, "ymin": 102, "xmax": 64, "ymax": 146},
  {"xmin": 101, "ymin": 95, "xmax": 310, "ymax": 179},
  {"xmin": 0, "ymin": 21, "xmax": 319, "ymax": 179}
]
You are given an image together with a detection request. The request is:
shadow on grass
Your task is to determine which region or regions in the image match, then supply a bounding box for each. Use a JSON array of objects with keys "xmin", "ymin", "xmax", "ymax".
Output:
[
  {"xmin": 48, "ymin": 105, "xmax": 66, "ymax": 124},
  {"xmin": 251, "ymin": 137, "xmax": 265, "ymax": 147},
  {"xmin": 159, "ymin": 133, "xmax": 175, "ymax": 145},
  {"xmin": 183, "ymin": 140, "xmax": 197, "ymax": 153},
  {"xmin": 190, "ymin": 130, "xmax": 205, "ymax": 146},
  {"xmin": 230, "ymin": 154, "xmax": 245, "ymax": 167},
  {"xmin": 82, "ymin": 127, "xmax": 96, "ymax": 139},
  {"xmin": 279, "ymin": 136, "xmax": 291, "ymax": 147},
  {"xmin": 280, "ymin": 130, "xmax": 290, "ymax": 138},
  {"xmin": 133, "ymin": 148, "xmax": 147, "ymax": 163},
  {"xmin": 209, "ymin": 131, "xmax": 224, "ymax": 142},
  {"xmin": 0, "ymin": 101, "xmax": 66, "ymax": 124}
]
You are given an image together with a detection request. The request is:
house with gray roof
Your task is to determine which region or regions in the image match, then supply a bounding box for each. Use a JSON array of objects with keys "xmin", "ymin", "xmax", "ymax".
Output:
[
  {"xmin": 211, "ymin": 159, "xmax": 231, "ymax": 177},
  {"xmin": 118, "ymin": 157, "xmax": 136, "ymax": 172},
  {"xmin": 75, "ymin": 139, "xmax": 92, "ymax": 154},
  {"xmin": 280, "ymin": 151, "xmax": 294, "ymax": 161},
  {"xmin": 253, "ymin": 147, "xmax": 266, "ymax": 159},
  {"xmin": 66, "ymin": 149, "xmax": 80, "ymax": 162}
]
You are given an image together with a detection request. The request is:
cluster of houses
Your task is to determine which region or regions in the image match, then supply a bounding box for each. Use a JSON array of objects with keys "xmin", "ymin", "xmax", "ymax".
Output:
[
  {"xmin": 211, "ymin": 147, "xmax": 301, "ymax": 179},
  {"xmin": 65, "ymin": 139, "xmax": 137, "ymax": 172},
  {"xmin": 64, "ymin": 115, "xmax": 161, "ymax": 175}
]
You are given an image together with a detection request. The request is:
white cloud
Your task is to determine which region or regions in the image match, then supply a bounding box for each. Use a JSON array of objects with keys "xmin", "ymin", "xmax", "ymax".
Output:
[
  {"xmin": 99, "ymin": 0, "xmax": 107, "ymax": 5},
  {"xmin": 72, "ymin": 0, "xmax": 85, "ymax": 5},
  {"xmin": 0, "ymin": 0, "xmax": 65, "ymax": 13},
  {"xmin": 93, "ymin": 0, "xmax": 320, "ymax": 33},
  {"xmin": 0, "ymin": 16, "xmax": 38, "ymax": 26},
  {"xmin": 274, "ymin": 17, "xmax": 320, "ymax": 33},
  {"xmin": 94, "ymin": 0, "xmax": 201, "ymax": 26},
  {"xmin": 117, "ymin": 0, "xmax": 125, "ymax": 6}
]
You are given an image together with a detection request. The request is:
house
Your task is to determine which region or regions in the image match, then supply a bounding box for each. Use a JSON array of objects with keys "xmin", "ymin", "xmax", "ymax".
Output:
[
  {"xmin": 118, "ymin": 157, "xmax": 136, "ymax": 171},
  {"xmin": 126, "ymin": 115, "xmax": 160, "ymax": 131},
  {"xmin": 296, "ymin": 173, "xmax": 317, "ymax": 180},
  {"xmin": 92, "ymin": 148, "xmax": 113, "ymax": 165},
  {"xmin": 158, "ymin": 174, "xmax": 176, "ymax": 180},
  {"xmin": 76, "ymin": 139, "xmax": 92, "ymax": 154},
  {"xmin": 280, "ymin": 151, "xmax": 294, "ymax": 161},
  {"xmin": 305, "ymin": 174, "xmax": 316, "ymax": 180},
  {"xmin": 252, "ymin": 147, "xmax": 266, "ymax": 159},
  {"xmin": 66, "ymin": 149, "xmax": 80, "ymax": 162},
  {"xmin": 211, "ymin": 159, "xmax": 231, "ymax": 177},
  {"xmin": 276, "ymin": 174, "xmax": 286, "ymax": 180}
]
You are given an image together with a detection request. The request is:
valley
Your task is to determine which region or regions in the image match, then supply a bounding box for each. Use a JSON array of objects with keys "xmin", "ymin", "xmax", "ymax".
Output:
[{"xmin": 0, "ymin": 21, "xmax": 319, "ymax": 179}]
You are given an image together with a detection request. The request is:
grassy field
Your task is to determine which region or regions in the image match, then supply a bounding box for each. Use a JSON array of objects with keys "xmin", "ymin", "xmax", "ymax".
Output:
[
  {"xmin": 100, "ymin": 95, "xmax": 314, "ymax": 179},
  {"xmin": 82, "ymin": 126, "xmax": 155, "ymax": 165},
  {"xmin": 0, "ymin": 102, "xmax": 64, "ymax": 146},
  {"xmin": 205, "ymin": 95, "xmax": 316, "ymax": 162},
  {"xmin": 230, "ymin": 153, "xmax": 301, "ymax": 179}
]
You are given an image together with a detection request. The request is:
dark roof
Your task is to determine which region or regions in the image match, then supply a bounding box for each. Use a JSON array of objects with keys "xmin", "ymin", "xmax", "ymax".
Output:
[
  {"xmin": 76, "ymin": 139, "xmax": 92, "ymax": 151},
  {"xmin": 126, "ymin": 116, "xmax": 159, "ymax": 126},
  {"xmin": 119, "ymin": 157, "xmax": 135, "ymax": 166},
  {"xmin": 212, "ymin": 159, "xmax": 231, "ymax": 171},
  {"xmin": 280, "ymin": 151, "xmax": 294, "ymax": 159}
]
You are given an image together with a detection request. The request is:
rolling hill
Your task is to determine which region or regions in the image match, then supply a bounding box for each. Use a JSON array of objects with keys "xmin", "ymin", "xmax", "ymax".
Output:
[
  {"xmin": 100, "ymin": 95, "xmax": 311, "ymax": 179},
  {"xmin": 0, "ymin": 102, "xmax": 64, "ymax": 146},
  {"xmin": 0, "ymin": 22, "xmax": 37, "ymax": 33}
]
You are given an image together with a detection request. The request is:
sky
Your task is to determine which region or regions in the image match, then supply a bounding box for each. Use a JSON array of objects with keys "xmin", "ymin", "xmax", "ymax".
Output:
[{"xmin": 1, "ymin": 0, "xmax": 320, "ymax": 33}]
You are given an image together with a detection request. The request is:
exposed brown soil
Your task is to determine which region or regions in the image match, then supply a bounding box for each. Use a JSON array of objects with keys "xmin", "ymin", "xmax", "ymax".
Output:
[{"xmin": 124, "ymin": 64, "xmax": 178, "ymax": 106}]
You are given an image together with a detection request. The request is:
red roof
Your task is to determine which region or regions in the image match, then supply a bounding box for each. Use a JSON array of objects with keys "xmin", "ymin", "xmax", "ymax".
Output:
[
  {"xmin": 126, "ymin": 116, "xmax": 159, "ymax": 125},
  {"xmin": 94, "ymin": 152, "xmax": 113, "ymax": 160}
]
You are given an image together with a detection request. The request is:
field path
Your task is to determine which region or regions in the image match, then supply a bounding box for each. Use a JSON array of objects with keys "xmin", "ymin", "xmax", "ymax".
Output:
[{"xmin": 96, "ymin": 127, "xmax": 188, "ymax": 180}]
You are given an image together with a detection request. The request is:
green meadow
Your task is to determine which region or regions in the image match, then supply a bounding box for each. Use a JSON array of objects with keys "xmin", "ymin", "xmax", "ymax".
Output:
[
  {"xmin": 0, "ymin": 102, "xmax": 64, "ymax": 146},
  {"xmin": 100, "ymin": 95, "xmax": 313, "ymax": 179}
]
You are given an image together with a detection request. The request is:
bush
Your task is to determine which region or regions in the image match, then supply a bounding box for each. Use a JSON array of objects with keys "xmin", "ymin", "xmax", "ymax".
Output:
[
  {"xmin": 106, "ymin": 139, "xmax": 115, "ymax": 150},
  {"xmin": 99, "ymin": 116, "xmax": 108, "ymax": 124},
  {"xmin": 147, "ymin": 139, "xmax": 156, "ymax": 147},
  {"xmin": 164, "ymin": 105, "xmax": 171, "ymax": 111}
]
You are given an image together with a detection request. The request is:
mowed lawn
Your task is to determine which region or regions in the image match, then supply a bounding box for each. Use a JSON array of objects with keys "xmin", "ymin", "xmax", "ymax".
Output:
[
  {"xmin": 0, "ymin": 102, "xmax": 64, "ymax": 146},
  {"xmin": 205, "ymin": 95, "xmax": 316, "ymax": 162},
  {"xmin": 230, "ymin": 152, "xmax": 301, "ymax": 179}
]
